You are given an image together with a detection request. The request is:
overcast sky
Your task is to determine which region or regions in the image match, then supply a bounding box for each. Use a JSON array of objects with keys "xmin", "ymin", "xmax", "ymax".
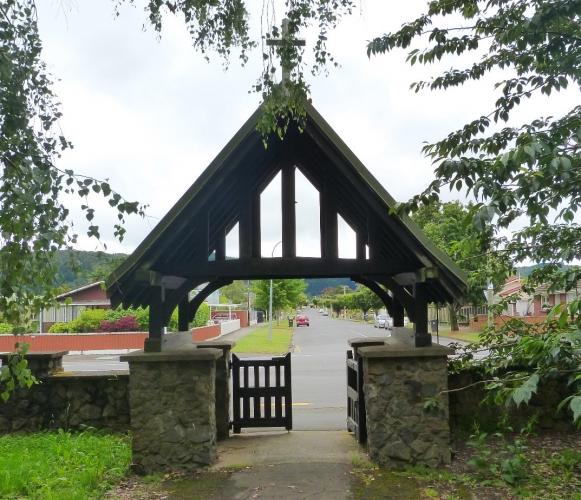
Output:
[{"xmin": 37, "ymin": 1, "xmax": 579, "ymax": 259}]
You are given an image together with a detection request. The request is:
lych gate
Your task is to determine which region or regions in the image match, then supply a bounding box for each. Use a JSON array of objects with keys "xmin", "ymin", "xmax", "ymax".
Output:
[
  {"xmin": 107, "ymin": 103, "xmax": 465, "ymax": 350},
  {"xmin": 107, "ymin": 103, "xmax": 467, "ymax": 473}
]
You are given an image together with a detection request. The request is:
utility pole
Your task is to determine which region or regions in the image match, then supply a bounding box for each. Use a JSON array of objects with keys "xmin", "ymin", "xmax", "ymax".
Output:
[{"xmin": 268, "ymin": 240, "xmax": 282, "ymax": 341}]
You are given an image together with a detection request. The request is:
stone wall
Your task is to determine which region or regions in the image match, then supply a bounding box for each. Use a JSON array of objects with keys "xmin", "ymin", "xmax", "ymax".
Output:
[
  {"xmin": 449, "ymin": 370, "xmax": 577, "ymax": 435},
  {"xmin": 0, "ymin": 372, "xmax": 129, "ymax": 433}
]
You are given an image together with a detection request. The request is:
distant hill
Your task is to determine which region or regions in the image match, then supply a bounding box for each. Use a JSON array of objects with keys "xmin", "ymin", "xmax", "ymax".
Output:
[
  {"xmin": 515, "ymin": 264, "xmax": 571, "ymax": 278},
  {"xmin": 305, "ymin": 278, "xmax": 357, "ymax": 297},
  {"xmin": 53, "ymin": 250, "xmax": 128, "ymax": 290}
]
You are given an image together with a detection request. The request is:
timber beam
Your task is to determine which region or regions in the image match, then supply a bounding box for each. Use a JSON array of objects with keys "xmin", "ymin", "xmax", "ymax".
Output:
[
  {"xmin": 373, "ymin": 276, "xmax": 416, "ymax": 323},
  {"xmin": 157, "ymin": 258, "xmax": 417, "ymax": 281}
]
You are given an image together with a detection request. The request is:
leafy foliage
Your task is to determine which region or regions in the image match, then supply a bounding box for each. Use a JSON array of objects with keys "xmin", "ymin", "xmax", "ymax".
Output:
[
  {"xmin": 316, "ymin": 284, "xmax": 384, "ymax": 317},
  {"xmin": 192, "ymin": 302, "xmax": 211, "ymax": 328},
  {"xmin": 48, "ymin": 308, "xmax": 107, "ymax": 333},
  {"xmin": 47, "ymin": 302, "xmax": 211, "ymax": 333},
  {"xmin": 467, "ymin": 427, "xmax": 532, "ymax": 485},
  {"xmin": 219, "ymin": 280, "xmax": 249, "ymax": 305},
  {"xmin": 367, "ymin": 0, "xmax": 581, "ymax": 290},
  {"xmin": 412, "ymin": 201, "xmax": 510, "ymax": 329},
  {"xmin": 252, "ymin": 279, "xmax": 307, "ymax": 316},
  {"xmin": 449, "ymin": 299, "xmax": 581, "ymax": 425},
  {"xmin": 0, "ymin": 343, "xmax": 36, "ymax": 402},
  {"xmin": 0, "ymin": 1, "xmax": 144, "ymax": 326}
]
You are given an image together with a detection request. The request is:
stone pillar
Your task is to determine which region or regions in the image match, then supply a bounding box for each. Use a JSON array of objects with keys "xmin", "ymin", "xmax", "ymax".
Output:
[
  {"xmin": 121, "ymin": 349, "xmax": 223, "ymax": 474},
  {"xmin": 359, "ymin": 340, "xmax": 453, "ymax": 468},
  {"xmin": 195, "ymin": 340, "xmax": 235, "ymax": 440},
  {"xmin": 347, "ymin": 337, "xmax": 386, "ymax": 359}
]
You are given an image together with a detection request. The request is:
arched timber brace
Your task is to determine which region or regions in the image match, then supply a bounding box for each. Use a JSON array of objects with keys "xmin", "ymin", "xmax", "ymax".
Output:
[
  {"xmin": 353, "ymin": 276, "xmax": 393, "ymax": 317},
  {"xmin": 106, "ymin": 103, "xmax": 467, "ymax": 352},
  {"xmin": 375, "ymin": 277, "xmax": 416, "ymax": 323},
  {"xmin": 188, "ymin": 279, "xmax": 232, "ymax": 322}
]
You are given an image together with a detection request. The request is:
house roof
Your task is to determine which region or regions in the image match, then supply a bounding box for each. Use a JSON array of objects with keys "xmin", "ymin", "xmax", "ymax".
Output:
[
  {"xmin": 106, "ymin": 103, "xmax": 468, "ymax": 308},
  {"xmin": 57, "ymin": 281, "xmax": 107, "ymax": 300}
]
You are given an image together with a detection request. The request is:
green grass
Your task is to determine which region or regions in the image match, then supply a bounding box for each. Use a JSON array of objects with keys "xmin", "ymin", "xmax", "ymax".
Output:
[
  {"xmin": 233, "ymin": 324, "xmax": 293, "ymax": 354},
  {"xmin": 0, "ymin": 431, "xmax": 131, "ymax": 499},
  {"xmin": 436, "ymin": 327, "xmax": 482, "ymax": 343}
]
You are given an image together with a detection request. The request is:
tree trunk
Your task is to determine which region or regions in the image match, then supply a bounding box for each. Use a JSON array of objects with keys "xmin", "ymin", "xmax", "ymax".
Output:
[{"xmin": 449, "ymin": 304, "xmax": 459, "ymax": 331}]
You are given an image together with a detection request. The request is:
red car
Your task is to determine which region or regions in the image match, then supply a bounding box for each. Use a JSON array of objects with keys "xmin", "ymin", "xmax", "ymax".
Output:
[{"xmin": 296, "ymin": 314, "xmax": 310, "ymax": 327}]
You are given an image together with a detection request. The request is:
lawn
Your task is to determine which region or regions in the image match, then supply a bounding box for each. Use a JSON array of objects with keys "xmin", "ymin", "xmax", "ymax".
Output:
[
  {"xmin": 0, "ymin": 431, "xmax": 131, "ymax": 499},
  {"xmin": 233, "ymin": 324, "xmax": 293, "ymax": 355},
  {"xmin": 436, "ymin": 327, "xmax": 482, "ymax": 343}
]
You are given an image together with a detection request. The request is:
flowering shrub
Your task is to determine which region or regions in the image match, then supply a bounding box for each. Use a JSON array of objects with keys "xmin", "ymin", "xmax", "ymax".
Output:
[
  {"xmin": 105, "ymin": 307, "xmax": 148, "ymax": 330},
  {"xmin": 98, "ymin": 316, "xmax": 140, "ymax": 332}
]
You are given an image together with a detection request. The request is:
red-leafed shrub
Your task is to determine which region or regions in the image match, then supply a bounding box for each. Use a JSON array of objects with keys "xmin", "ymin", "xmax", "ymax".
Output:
[{"xmin": 98, "ymin": 316, "xmax": 140, "ymax": 332}]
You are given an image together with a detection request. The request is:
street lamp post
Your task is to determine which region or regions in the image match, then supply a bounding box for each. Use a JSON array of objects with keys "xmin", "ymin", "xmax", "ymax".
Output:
[{"xmin": 269, "ymin": 240, "xmax": 282, "ymax": 341}]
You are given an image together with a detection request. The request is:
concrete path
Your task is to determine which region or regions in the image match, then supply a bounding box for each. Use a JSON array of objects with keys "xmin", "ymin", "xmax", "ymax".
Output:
[
  {"xmin": 163, "ymin": 431, "xmax": 366, "ymax": 500},
  {"xmin": 215, "ymin": 430, "xmax": 362, "ymax": 468}
]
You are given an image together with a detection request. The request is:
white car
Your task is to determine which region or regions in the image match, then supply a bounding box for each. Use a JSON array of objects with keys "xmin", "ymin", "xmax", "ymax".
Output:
[{"xmin": 374, "ymin": 314, "xmax": 393, "ymax": 329}]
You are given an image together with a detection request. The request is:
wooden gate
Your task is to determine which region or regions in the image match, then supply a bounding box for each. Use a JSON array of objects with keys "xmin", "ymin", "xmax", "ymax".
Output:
[
  {"xmin": 231, "ymin": 353, "xmax": 292, "ymax": 433},
  {"xmin": 346, "ymin": 350, "xmax": 367, "ymax": 444}
]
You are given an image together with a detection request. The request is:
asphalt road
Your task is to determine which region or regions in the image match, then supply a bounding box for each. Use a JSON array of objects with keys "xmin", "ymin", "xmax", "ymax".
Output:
[
  {"xmin": 283, "ymin": 309, "xmax": 460, "ymax": 431},
  {"xmin": 291, "ymin": 309, "xmax": 386, "ymax": 431}
]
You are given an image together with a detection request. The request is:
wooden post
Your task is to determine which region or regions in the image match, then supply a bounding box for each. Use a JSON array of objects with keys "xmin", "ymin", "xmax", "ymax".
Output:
[
  {"xmin": 201, "ymin": 210, "xmax": 209, "ymax": 261},
  {"xmin": 215, "ymin": 228, "xmax": 226, "ymax": 261},
  {"xmin": 251, "ymin": 193, "xmax": 261, "ymax": 258},
  {"xmin": 367, "ymin": 214, "xmax": 381, "ymax": 262},
  {"xmin": 281, "ymin": 164, "xmax": 296, "ymax": 258},
  {"xmin": 356, "ymin": 232, "xmax": 366, "ymax": 261},
  {"xmin": 239, "ymin": 193, "xmax": 261, "ymax": 259},
  {"xmin": 178, "ymin": 295, "xmax": 190, "ymax": 332},
  {"xmin": 413, "ymin": 283, "xmax": 432, "ymax": 347},
  {"xmin": 320, "ymin": 185, "xmax": 338, "ymax": 260},
  {"xmin": 145, "ymin": 288, "xmax": 164, "ymax": 352},
  {"xmin": 239, "ymin": 197, "xmax": 252, "ymax": 259},
  {"xmin": 392, "ymin": 299, "xmax": 404, "ymax": 328}
]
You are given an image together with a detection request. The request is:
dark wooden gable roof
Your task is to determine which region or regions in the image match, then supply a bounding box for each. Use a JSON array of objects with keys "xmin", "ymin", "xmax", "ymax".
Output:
[{"xmin": 106, "ymin": 103, "xmax": 467, "ymax": 308}]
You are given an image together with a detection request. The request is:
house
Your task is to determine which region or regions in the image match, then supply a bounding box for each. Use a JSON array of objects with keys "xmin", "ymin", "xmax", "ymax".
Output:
[
  {"xmin": 499, "ymin": 275, "xmax": 580, "ymax": 318},
  {"xmin": 499, "ymin": 275, "xmax": 533, "ymax": 317},
  {"xmin": 39, "ymin": 281, "xmax": 110, "ymax": 332}
]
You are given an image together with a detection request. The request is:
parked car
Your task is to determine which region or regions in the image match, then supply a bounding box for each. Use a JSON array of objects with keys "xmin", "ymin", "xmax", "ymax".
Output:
[
  {"xmin": 374, "ymin": 314, "xmax": 393, "ymax": 329},
  {"xmin": 322, "ymin": 310, "xmax": 329, "ymax": 316},
  {"xmin": 296, "ymin": 315, "xmax": 310, "ymax": 327},
  {"xmin": 318, "ymin": 308, "xmax": 325, "ymax": 313}
]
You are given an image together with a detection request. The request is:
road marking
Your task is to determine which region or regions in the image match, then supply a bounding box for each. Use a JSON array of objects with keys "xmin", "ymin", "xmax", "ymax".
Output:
[
  {"xmin": 350, "ymin": 330, "xmax": 367, "ymax": 337},
  {"xmin": 260, "ymin": 402, "xmax": 312, "ymax": 407}
]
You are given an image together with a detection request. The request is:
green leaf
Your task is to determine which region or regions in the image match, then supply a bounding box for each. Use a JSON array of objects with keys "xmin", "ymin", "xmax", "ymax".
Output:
[
  {"xmin": 570, "ymin": 396, "xmax": 581, "ymax": 423},
  {"xmin": 512, "ymin": 374, "xmax": 539, "ymax": 407}
]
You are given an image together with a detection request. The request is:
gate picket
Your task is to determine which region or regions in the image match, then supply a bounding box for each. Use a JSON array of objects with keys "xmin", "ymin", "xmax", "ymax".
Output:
[
  {"xmin": 231, "ymin": 353, "xmax": 292, "ymax": 432},
  {"xmin": 346, "ymin": 350, "xmax": 367, "ymax": 444}
]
